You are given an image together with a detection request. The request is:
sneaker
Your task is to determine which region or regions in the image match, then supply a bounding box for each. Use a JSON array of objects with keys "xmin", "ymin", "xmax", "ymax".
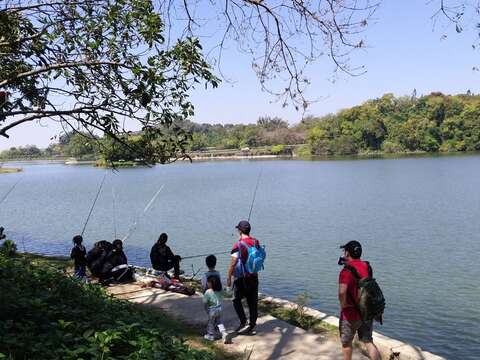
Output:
[
  {"xmin": 235, "ymin": 323, "xmax": 247, "ymax": 333},
  {"xmin": 204, "ymin": 334, "xmax": 216, "ymax": 341},
  {"xmin": 244, "ymin": 325, "xmax": 256, "ymax": 335}
]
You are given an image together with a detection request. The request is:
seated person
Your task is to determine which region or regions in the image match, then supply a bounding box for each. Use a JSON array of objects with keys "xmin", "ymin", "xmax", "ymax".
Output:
[
  {"xmin": 101, "ymin": 239, "xmax": 133, "ymax": 284},
  {"xmin": 86, "ymin": 240, "xmax": 112, "ymax": 278},
  {"xmin": 150, "ymin": 233, "xmax": 181, "ymax": 279}
]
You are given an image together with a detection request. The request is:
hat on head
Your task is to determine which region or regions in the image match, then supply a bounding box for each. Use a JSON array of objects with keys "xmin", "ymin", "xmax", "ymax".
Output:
[
  {"xmin": 236, "ymin": 220, "xmax": 251, "ymax": 234},
  {"xmin": 340, "ymin": 240, "xmax": 362, "ymax": 259}
]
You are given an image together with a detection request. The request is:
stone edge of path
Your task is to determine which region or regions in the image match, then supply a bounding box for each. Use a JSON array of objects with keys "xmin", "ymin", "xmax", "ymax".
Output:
[{"xmin": 259, "ymin": 294, "xmax": 445, "ymax": 360}]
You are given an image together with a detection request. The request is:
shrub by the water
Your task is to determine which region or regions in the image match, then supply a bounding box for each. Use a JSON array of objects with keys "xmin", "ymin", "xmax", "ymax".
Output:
[
  {"xmin": 0, "ymin": 240, "xmax": 17, "ymax": 257},
  {"xmin": 0, "ymin": 253, "xmax": 215, "ymax": 360}
]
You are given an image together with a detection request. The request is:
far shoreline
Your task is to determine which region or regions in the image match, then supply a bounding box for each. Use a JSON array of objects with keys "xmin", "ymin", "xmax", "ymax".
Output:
[{"xmin": 1, "ymin": 149, "xmax": 479, "ymax": 166}]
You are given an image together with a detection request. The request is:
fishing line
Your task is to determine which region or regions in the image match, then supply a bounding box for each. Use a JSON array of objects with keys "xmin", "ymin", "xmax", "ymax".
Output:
[
  {"xmin": 0, "ymin": 175, "xmax": 23, "ymax": 206},
  {"xmin": 80, "ymin": 171, "xmax": 107, "ymax": 236},
  {"xmin": 247, "ymin": 167, "xmax": 263, "ymax": 222},
  {"xmin": 112, "ymin": 186, "xmax": 117, "ymax": 239},
  {"xmin": 182, "ymin": 250, "xmax": 229, "ymax": 260},
  {"xmin": 122, "ymin": 184, "xmax": 165, "ymax": 242},
  {"xmin": 21, "ymin": 235, "xmax": 26, "ymax": 253}
]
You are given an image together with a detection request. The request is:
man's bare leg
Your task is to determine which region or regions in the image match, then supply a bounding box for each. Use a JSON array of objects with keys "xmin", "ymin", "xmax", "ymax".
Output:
[
  {"xmin": 365, "ymin": 341, "xmax": 380, "ymax": 360},
  {"xmin": 342, "ymin": 343, "xmax": 353, "ymax": 360}
]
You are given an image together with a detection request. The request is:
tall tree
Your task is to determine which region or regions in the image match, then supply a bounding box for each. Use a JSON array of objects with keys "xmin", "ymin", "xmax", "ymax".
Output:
[
  {"xmin": 0, "ymin": 0, "xmax": 218, "ymax": 163},
  {"xmin": 1, "ymin": 0, "xmax": 379, "ymax": 162}
]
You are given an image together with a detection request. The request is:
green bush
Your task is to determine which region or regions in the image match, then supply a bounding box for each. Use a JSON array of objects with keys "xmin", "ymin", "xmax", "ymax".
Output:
[
  {"xmin": 270, "ymin": 144, "xmax": 286, "ymax": 154},
  {"xmin": 381, "ymin": 140, "xmax": 404, "ymax": 153},
  {"xmin": 0, "ymin": 240, "xmax": 17, "ymax": 257},
  {"xmin": 0, "ymin": 254, "xmax": 214, "ymax": 360},
  {"xmin": 295, "ymin": 144, "xmax": 312, "ymax": 157}
]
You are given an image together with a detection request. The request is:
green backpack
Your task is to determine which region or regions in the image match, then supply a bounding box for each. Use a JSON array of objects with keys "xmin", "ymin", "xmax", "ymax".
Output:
[{"xmin": 345, "ymin": 261, "xmax": 385, "ymax": 324}]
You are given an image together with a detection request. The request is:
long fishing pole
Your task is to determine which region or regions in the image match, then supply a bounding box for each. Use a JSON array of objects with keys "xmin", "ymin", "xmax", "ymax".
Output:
[
  {"xmin": 247, "ymin": 167, "xmax": 263, "ymax": 222},
  {"xmin": 122, "ymin": 184, "xmax": 165, "ymax": 242},
  {"xmin": 112, "ymin": 187, "xmax": 117, "ymax": 239},
  {"xmin": 0, "ymin": 175, "xmax": 23, "ymax": 206},
  {"xmin": 182, "ymin": 251, "xmax": 229, "ymax": 260},
  {"xmin": 80, "ymin": 171, "xmax": 107, "ymax": 236}
]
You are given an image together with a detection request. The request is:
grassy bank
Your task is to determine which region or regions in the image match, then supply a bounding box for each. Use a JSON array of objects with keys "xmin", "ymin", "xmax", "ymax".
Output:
[
  {"xmin": 0, "ymin": 167, "xmax": 22, "ymax": 174},
  {"xmin": 0, "ymin": 252, "xmax": 234, "ymax": 360},
  {"xmin": 94, "ymin": 160, "xmax": 141, "ymax": 168},
  {"xmin": 257, "ymin": 294, "xmax": 337, "ymax": 336}
]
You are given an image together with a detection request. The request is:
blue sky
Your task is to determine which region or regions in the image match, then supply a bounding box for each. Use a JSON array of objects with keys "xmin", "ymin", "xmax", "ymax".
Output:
[{"xmin": 1, "ymin": 0, "xmax": 479, "ymax": 150}]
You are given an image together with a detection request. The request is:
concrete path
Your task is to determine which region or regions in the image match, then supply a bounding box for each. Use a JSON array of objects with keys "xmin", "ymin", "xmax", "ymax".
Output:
[{"xmin": 107, "ymin": 283, "xmax": 368, "ymax": 360}]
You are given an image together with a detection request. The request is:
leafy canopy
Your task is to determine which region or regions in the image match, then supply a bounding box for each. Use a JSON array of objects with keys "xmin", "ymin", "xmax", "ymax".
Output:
[{"xmin": 0, "ymin": 0, "xmax": 218, "ymax": 163}]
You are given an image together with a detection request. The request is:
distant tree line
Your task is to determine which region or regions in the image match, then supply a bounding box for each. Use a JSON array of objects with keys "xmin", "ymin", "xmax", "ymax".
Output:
[
  {"xmin": 300, "ymin": 92, "xmax": 480, "ymax": 155},
  {"xmin": 2, "ymin": 92, "xmax": 480, "ymax": 161},
  {"xmin": 183, "ymin": 116, "xmax": 305, "ymax": 151}
]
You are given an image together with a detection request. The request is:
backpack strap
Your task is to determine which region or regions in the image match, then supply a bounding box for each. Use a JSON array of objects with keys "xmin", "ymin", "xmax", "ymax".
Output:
[
  {"xmin": 344, "ymin": 264, "xmax": 361, "ymax": 280},
  {"xmin": 345, "ymin": 261, "xmax": 373, "ymax": 279},
  {"xmin": 364, "ymin": 261, "xmax": 373, "ymax": 278}
]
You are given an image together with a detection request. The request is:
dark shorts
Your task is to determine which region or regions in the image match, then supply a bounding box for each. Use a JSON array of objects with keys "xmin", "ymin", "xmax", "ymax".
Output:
[{"xmin": 339, "ymin": 319, "xmax": 373, "ymax": 345}]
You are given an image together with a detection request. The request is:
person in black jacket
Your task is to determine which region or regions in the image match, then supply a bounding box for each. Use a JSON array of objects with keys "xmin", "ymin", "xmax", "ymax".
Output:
[
  {"xmin": 150, "ymin": 233, "xmax": 181, "ymax": 279},
  {"xmin": 86, "ymin": 240, "xmax": 112, "ymax": 279},
  {"xmin": 101, "ymin": 239, "xmax": 132, "ymax": 283},
  {"xmin": 70, "ymin": 235, "xmax": 87, "ymax": 279}
]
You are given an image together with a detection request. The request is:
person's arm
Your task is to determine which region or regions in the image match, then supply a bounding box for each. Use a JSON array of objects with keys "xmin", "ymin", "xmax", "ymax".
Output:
[
  {"xmin": 338, "ymin": 283, "xmax": 349, "ymax": 309},
  {"xmin": 226, "ymin": 256, "xmax": 236, "ymax": 288},
  {"xmin": 166, "ymin": 246, "xmax": 175, "ymax": 261}
]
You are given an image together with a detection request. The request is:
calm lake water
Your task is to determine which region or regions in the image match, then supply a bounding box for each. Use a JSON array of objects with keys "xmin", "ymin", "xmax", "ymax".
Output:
[{"xmin": 1, "ymin": 155, "xmax": 479, "ymax": 359}]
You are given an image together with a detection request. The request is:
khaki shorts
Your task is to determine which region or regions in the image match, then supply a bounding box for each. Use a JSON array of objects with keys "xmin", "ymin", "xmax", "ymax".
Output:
[{"xmin": 339, "ymin": 319, "xmax": 373, "ymax": 346}]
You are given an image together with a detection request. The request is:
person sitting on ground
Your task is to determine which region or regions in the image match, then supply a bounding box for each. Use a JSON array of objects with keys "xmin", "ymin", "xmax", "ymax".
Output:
[
  {"xmin": 201, "ymin": 255, "xmax": 221, "ymax": 293},
  {"xmin": 101, "ymin": 239, "xmax": 133, "ymax": 284},
  {"xmin": 86, "ymin": 240, "xmax": 112, "ymax": 278},
  {"xmin": 70, "ymin": 235, "xmax": 86, "ymax": 279},
  {"xmin": 150, "ymin": 233, "xmax": 181, "ymax": 279},
  {"xmin": 338, "ymin": 240, "xmax": 380, "ymax": 360},
  {"xmin": 226, "ymin": 220, "xmax": 260, "ymax": 335},
  {"xmin": 203, "ymin": 275, "xmax": 229, "ymax": 343}
]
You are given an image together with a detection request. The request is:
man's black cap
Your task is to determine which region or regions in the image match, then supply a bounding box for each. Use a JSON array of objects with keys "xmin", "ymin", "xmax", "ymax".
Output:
[
  {"xmin": 236, "ymin": 220, "xmax": 251, "ymax": 233},
  {"xmin": 340, "ymin": 240, "xmax": 362, "ymax": 259}
]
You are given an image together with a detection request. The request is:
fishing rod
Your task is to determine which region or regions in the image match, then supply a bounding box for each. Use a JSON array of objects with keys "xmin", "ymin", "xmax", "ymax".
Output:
[
  {"xmin": 247, "ymin": 167, "xmax": 263, "ymax": 222},
  {"xmin": 112, "ymin": 187, "xmax": 117, "ymax": 239},
  {"xmin": 80, "ymin": 171, "xmax": 107, "ymax": 236},
  {"xmin": 182, "ymin": 251, "xmax": 230, "ymax": 260},
  {"xmin": 122, "ymin": 184, "xmax": 165, "ymax": 242},
  {"xmin": 0, "ymin": 175, "xmax": 23, "ymax": 206}
]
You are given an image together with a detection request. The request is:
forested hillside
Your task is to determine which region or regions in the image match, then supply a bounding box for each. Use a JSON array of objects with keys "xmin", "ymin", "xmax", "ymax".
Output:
[{"xmin": 2, "ymin": 92, "xmax": 479, "ymax": 160}]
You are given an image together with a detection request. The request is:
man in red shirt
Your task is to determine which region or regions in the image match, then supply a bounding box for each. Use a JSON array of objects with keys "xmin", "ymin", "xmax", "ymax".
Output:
[
  {"xmin": 338, "ymin": 240, "xmax": 380, "ymax": 360},
  {"xmin": 226, "ymin": 220, "xmax": 260, "ymax": 334}
]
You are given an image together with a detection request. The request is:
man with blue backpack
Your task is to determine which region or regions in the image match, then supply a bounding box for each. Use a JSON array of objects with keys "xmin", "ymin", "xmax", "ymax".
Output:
[{"xmin": 226, "ymin": 220, "xmax": 266, "ymax": 335}]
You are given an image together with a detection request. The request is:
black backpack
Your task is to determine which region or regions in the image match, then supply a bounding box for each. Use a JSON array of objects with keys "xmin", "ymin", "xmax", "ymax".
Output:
[{"xmin": 345, "ymin": 261, "xmax": 386, "ymax": 324}]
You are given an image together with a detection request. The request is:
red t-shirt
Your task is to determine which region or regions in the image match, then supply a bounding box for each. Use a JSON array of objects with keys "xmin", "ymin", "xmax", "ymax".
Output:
[
  {"xmin": 231, "ymin": 236, "xmax": 259, "ymax": 278},
  {"xmin": 338, "ymin": 259, "xmax": 370, "ymax": 321}
]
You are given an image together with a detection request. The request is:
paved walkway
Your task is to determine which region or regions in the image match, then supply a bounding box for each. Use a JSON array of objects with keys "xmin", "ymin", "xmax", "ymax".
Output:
[{"xmin": 107, "ymin": 283, "xmax": 368, "ymax": 360}]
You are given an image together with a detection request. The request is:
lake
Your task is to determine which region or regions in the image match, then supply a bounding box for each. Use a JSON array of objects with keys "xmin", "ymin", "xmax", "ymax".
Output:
[{"xmin": 1, "ymin": 155, "xmax": 479, "ymax": 359}]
